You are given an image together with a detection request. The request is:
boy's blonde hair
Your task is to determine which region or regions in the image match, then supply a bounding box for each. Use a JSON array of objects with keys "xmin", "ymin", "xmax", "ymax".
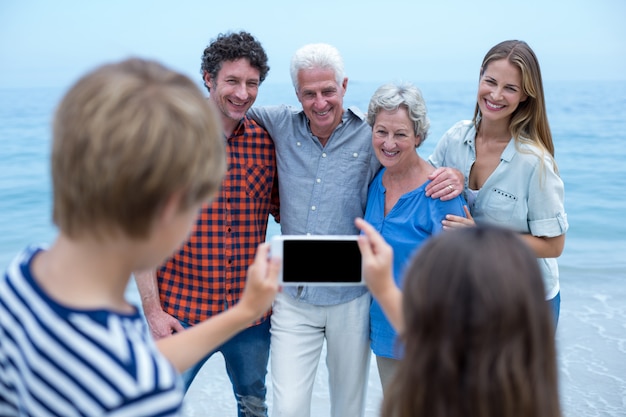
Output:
[{"xmin": 52, "ymin": 57, "xmax": 225, "ymax": 239}]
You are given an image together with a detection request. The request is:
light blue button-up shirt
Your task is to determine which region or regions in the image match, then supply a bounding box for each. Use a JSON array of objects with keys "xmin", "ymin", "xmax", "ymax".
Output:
[
  {"xmin": 429, "ymin": 120, "xmax": 568, "ymax": 299},
  {"xmin": 248, "ymin": 105, "xmax": 381, "ymax": 305}
]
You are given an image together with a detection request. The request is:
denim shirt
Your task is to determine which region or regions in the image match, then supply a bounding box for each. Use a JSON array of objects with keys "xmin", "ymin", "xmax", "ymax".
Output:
[
  {"xmin": 429, "ymin": 120, "xmax": 569, "ymax": 299},
  {"xmin": 248, "ymin": 105, "xmax": 381, "ymax": 305}
]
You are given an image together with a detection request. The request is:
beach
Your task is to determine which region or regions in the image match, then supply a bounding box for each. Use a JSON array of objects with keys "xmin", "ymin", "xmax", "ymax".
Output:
[
  {"xmin": 123, "ymin": 257, "xmax": 626, "ymax": 417},
  {"xmin": 2, "ymin": 80, "xmax": 626, "ymax": 416},
  {"xmin": 181, "ymin": 341, "xmax": 384, "ymax": 416},
  {"xmin": 123, "ymin": 266, "xmax": 385, "ymax": 417}
]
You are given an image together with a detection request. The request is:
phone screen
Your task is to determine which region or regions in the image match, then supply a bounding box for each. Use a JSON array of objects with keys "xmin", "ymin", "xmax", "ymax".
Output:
[{"xmin": 281, "ymin": 238, "xmax": 362, "ymax": 285}]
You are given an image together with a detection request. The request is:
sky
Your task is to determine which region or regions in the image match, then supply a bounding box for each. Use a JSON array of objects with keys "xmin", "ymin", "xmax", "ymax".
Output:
[{"xmin": 1, "ymin": 0, "xmax": 625, "ymax": 90}]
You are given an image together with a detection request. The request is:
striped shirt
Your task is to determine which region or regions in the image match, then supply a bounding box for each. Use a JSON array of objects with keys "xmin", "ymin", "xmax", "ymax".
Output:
[
  {"xmin": 157, "ymin": 116, "xmax": 278, "ymax": 325},
  {"xmin": 0, "ymin": 246, "xmax": 183, "ymax": 417}
]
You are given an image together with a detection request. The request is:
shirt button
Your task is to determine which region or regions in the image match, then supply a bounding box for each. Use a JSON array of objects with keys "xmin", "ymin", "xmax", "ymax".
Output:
[
  {"xmin": 296, "ymin": 141, "xmax": 302, "ymax": 147},
  {"xmin": 311, "ymin": 206, "xmax": 316, "ymax": 211},
  {"xmin": 316, "ymin": 178, "xmax": 321, "ymax": 183},
  {"xmin": 353, "ymin": 152, "xmax": 358, "ymax": 158},
  {"xmin": 322, "ymin": 153, "xmax": 327, "ymax": 158}
]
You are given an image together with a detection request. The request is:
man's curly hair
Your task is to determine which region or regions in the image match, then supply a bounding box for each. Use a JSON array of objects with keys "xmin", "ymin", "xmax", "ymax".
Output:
[{"xmin": 200, "ymin": 31, "xmax": 269, "ymax": 92}]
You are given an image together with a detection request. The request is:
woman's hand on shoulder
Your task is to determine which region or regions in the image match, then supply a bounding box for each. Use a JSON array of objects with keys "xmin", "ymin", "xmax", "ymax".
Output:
[{"xmin": 426, "ymin": 167, "xmax": 464, "ymax": 201}]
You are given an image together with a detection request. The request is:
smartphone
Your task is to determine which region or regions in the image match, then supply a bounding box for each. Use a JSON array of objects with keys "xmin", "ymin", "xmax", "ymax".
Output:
[{"xmin": 270, "ymin": 235, "xmax": 363, "ymax": 286}]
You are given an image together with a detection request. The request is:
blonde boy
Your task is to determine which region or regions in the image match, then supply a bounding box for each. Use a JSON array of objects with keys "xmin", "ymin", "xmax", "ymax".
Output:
[{"xmin": 0, "ymin": 58, "xmax": 279, "ymax": 416}]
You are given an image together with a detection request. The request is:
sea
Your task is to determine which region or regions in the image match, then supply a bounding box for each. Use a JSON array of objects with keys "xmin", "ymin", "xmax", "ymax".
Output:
[{"xmin": 1, "ymin": 80, "xmax": 625, "ymax": 417}]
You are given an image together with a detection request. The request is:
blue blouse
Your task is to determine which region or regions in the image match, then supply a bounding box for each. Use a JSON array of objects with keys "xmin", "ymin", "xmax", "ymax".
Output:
[{"xmin": 365, "ymin": 168, "xmax": 467, "ymax": 359}]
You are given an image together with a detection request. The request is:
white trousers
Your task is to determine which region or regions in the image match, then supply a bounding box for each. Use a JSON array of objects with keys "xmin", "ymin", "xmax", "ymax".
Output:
[{"xmin": 270, "ymin": 292, "xmax": 371, "ymax": 417}]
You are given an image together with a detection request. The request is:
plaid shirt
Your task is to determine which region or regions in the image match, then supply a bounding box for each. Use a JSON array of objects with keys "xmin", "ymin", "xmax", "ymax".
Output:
[{"xmin": 157, "ymin": 116, "xmax": 279, "ymax": 325}]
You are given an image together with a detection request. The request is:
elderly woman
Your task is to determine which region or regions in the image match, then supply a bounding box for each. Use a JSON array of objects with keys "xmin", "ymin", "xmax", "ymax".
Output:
[{"xmin": 364, "ymin": 82, "xmax": 468, "ymax": 391}]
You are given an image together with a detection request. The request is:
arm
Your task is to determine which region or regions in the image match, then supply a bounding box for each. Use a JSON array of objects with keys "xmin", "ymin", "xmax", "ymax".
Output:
[
  {"xmin": 156, "ymin": 243, "xmax": 280, "ymax": 373},
  {"xmin": 520, "ymin": 233, "xmax": 566, "ymax": 258},
  {"xmin": 270, "ymin": 171, "xmax": 280, "ymax": 223},
  {"xmin": 523, "ymin": 156, "xmax": 567, "ymax": 259},
  {"xmin": 444, "ymin": 208, "xmax": 565, "ymax": 258},
  {"xmin": 442, "ymin": 207, "xmax": 565, "ymax": 257},
  {"xmin": 425, "ymin": 166, "xmax": 464, "ymax": 201},
  {"xmin": 426, "ymin": 121, "xmax": 472, "ymax": 201},
  {"xmin": 354, "ymin": 217, "xmax": 404, "ymax": 333},
  {"xmin": 133, "ymin": 269, "xmax": 184, "ymax": 339}
]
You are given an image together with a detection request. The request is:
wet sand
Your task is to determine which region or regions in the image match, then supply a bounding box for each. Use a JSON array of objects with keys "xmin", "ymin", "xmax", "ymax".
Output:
[
  {"xmin": 181, "ymin": 346, "xmax": 384, "ymax": 416},
  {"xmin": 126, "ymin": 273, "xmax": 626, "ymax": 417}
]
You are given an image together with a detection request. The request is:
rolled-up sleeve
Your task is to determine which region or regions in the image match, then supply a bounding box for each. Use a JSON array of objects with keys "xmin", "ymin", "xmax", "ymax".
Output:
[{"xmin": 527, "ymin": 155, "xmax": 569, "ymax": 237}]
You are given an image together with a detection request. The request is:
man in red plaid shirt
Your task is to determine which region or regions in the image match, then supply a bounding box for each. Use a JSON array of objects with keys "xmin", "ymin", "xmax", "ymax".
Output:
[{"xmin": 135, "ymin": 31, "xmax": 279, "ymax": 417}]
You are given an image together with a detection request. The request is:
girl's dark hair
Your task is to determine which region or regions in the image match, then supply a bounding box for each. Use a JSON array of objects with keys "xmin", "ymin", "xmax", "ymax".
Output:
[{"xmin": 382, "ymin": 226, "xmax": 561, "ymax": 417}]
